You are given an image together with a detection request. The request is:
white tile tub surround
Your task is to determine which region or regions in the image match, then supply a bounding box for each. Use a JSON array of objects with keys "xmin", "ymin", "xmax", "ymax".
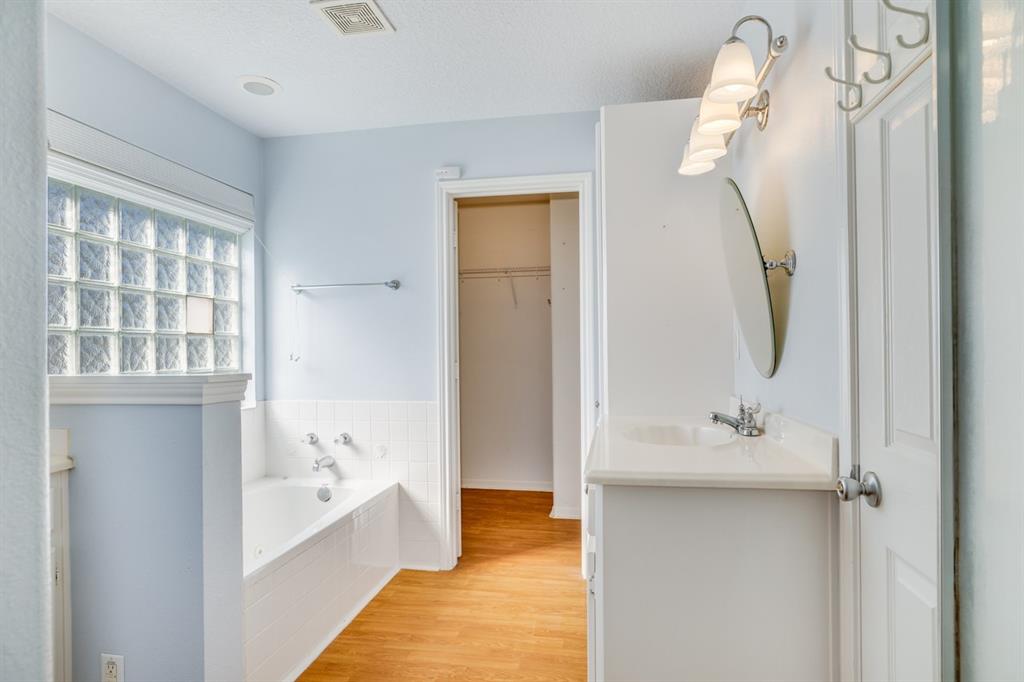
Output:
[
  {"xmin": 243, "ymin": 480, "xmax": 399, "ymax": 681},
  {"xmin": 263, "ymin": 400, "xmax": 443, "ymax": 569},
  {"xmin": 241, "ymin": 402, "xmax": 267, "ymax": 484}
]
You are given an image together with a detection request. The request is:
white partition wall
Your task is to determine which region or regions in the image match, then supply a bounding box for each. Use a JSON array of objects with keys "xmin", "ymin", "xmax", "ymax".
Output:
[
  {"xmin": 49, "ymin": 375, "xmax": 249, "ymax": 681},
  {"xmin": 600, "ymin": 99, "xmax": 734, "ymax": 417}
]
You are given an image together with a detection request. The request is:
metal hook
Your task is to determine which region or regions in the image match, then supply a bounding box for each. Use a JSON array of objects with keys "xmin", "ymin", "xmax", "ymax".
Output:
[
  {"xmin": 880, "ymin": 0, "xmax": 930, "ymax": 49},
  {"xmin": 848, "ymin": 35, "xmax": 892, "ymax": 84},
  {"xmin": 824, "ymin": 66, "xmax": 862, "ymax": 112}
]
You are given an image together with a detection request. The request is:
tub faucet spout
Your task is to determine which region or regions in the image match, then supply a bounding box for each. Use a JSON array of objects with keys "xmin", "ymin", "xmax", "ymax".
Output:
[{"xmin": 313, "ymin": 455, "xmax": 336, "ymax": 472}]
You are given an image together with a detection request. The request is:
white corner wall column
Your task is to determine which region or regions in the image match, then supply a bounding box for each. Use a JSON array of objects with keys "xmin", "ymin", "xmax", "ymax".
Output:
[
  {"xmin": 49, "ymin": 374, "xmax": 249, "ymax": 680},
  {"xmin": 0, "ymin": 1, "xmax": 51, "ymax": 679},
  {"xmin": 599, "ymin": 98, "xmax": 734, "ymax": 419},
  {"xmin": 435, "ymin": 173, "xmax": 594, "ymax": 570}
]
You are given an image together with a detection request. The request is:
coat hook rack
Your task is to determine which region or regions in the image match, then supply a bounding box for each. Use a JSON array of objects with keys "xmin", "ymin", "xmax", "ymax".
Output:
[
  {"xmin": 881, "ymin": 0, "xmax": 930, "ymax": 49},
  {"xmin": 848, "ymin": 35, "xmax": 892, "ymax": 84},
  {"xmin": 824, "ymin": 66, "xmax": 863, "ymax": 112}
]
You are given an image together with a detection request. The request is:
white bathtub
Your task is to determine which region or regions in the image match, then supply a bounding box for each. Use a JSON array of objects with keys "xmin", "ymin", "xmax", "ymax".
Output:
[{"xmin": 242, "ymin": 477, "xmax": 399, "ymax": 681}]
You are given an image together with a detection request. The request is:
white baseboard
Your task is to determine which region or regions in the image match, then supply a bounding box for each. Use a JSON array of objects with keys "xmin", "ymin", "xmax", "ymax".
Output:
[
  {"xmin": 462, "ymin": 479, "xmax": 553, "ymax": 492},
  {"xmin": 549, "ymin": 505, "xmax": 581, "ymax": 519}
]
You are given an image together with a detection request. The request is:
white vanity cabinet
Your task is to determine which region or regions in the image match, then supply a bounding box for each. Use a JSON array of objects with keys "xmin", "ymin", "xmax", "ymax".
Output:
[{"xmin": 585, "ymin": 415, "xmax": 838, "ymax": 682}]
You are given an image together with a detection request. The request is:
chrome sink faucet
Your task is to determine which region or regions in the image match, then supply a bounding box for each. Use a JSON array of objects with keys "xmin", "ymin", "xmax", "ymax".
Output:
[
  {"xmin": 709, "ymin": 398, "xmax": 761, "ymax": 437},
  {"xmin": 313, "ymin": 455, "xmax": 336, "ymax": 472}
]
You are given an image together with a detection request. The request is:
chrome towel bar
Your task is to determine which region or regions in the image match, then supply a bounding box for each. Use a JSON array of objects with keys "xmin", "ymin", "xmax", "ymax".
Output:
[{"xmin": 291, "ymin": 280, "xmax": 401, "ymax": 292}]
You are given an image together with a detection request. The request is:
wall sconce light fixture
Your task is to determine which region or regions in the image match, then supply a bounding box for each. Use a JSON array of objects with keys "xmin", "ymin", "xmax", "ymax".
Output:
[{"xmin": 679, "ymin": 15, "xmax": 788, "ymax": 176}]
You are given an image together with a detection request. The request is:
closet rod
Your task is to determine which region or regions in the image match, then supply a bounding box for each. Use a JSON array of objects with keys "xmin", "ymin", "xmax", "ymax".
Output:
[
  {"xmin": 459, "ymin": 273, "xmax": 550, "ymax": 280},
  {"xmin": 458, "ymin": 266, "xmax": 550, "ymax": 275}
]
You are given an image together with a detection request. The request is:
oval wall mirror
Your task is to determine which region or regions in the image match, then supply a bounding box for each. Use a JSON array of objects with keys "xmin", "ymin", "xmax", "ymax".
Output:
[{"xmin": 719, "ymin": 178, "xmax": 795, "ymax": 378}]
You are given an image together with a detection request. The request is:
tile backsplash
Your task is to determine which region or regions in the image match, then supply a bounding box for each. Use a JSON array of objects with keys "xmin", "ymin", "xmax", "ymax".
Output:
[{"xmin": 248, "ymin": 399, "xmax": 442, "ymax": 569}]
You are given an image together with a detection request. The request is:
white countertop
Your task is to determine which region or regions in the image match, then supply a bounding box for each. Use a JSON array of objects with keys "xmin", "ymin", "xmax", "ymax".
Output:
[{"xmin": 585, "ymin": 413, "xmax": 838, "ymax": 491}]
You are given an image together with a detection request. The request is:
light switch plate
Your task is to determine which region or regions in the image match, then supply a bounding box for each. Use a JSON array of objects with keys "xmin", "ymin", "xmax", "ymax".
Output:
[{"xmin": 434, "ymin": 166, "xmax": 462, "ymax": 180}]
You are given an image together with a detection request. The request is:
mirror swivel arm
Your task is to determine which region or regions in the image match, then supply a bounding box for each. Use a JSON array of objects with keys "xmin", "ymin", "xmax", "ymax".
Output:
[{"xmin": 763, "ymin": 250, "xmax": 797, "ymax": 276}]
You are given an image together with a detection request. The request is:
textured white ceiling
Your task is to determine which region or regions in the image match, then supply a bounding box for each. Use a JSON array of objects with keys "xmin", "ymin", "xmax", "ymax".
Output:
[{"xmin": 48, "ymin": 0, "xmax": 748, "ymax": 139}]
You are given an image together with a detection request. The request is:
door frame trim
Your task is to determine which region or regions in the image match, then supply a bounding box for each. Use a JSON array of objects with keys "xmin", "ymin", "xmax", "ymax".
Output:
[
  {"xmin": 434, "ymin": 172, "xmax": 595, "ymax": 571},
  {"xmin": 833, "ymin": 3, "xmax": 861, "ymax": 679}
]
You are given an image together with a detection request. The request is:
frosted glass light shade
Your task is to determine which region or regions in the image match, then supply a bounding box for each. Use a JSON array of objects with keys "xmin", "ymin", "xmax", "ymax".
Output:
[
  {"xmin": 698, "ymin": 90, "xmax": 741, "ymax": 135},
  {"xmin": 687, "ymin": 119, "xmax": 727, "ymax": 162},
  {"xmin": 678, "ymin": 145, "xmax": 716, "ymax": 176},
  {"xmin": 707, "ymin": 38, "xmax": 759, "ymax": 103}
]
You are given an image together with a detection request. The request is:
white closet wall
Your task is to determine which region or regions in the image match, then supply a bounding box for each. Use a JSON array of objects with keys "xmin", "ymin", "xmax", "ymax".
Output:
[
  {"xmin": 550, "ymin": 198, "xmax": 581, "ymax": 517},
  {"xmin": 458, "ymin": 200, "xmax": 553, "ymax": 490}
]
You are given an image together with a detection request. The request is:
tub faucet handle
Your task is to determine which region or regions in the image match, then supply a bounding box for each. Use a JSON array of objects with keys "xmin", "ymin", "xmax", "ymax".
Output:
[
  {"xmin": 334, "ymin": 432, "xmax": 352, "ymax": 446},
  {"xmin": 300, "ymin": 432, "xmax": 319, "ymax": 445}
]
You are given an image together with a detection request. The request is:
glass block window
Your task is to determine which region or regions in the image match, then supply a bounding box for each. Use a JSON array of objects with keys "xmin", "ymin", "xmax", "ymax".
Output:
[{"xmin": 46, "ymin": 177, "xmax": 242, "ymax": 375}]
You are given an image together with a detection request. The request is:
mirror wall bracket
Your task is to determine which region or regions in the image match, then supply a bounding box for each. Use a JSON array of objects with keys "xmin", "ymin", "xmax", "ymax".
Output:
[{"xmin": 763, "ymin": 250, "xmax": 797, "ymax": 277}]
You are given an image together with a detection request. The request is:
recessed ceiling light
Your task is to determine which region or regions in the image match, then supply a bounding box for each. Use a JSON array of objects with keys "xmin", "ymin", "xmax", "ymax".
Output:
[{"xmin": 238, "ymin": 75, "xmax": 281, "ymax": 97}]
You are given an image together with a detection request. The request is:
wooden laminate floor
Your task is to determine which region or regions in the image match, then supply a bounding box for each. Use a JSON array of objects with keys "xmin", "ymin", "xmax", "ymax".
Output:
[{"xmin": 299, "ymin": 489, "xmax": 586, "ymax": 682}]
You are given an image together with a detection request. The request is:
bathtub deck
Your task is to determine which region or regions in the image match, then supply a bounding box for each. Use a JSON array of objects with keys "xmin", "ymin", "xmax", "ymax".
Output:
[{"xmin": 299, "ymin": 489, "xmax": 586, "ymax": 681}]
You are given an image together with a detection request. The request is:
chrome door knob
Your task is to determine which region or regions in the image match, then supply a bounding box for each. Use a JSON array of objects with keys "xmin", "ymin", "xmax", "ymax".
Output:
[{"xmin": 836, "ymin": 470, "xmax": 882, "ymax": 507}]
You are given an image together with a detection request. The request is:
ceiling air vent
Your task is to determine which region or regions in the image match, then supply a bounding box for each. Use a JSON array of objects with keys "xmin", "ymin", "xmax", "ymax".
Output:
[{"xmin": 311, "ymin": 0, "xmax": 394, "ymax": 36}]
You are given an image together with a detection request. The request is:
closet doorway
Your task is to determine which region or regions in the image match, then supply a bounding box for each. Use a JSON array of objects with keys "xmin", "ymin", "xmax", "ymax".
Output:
[
  {"xmin": 456, "ymin": 194, "xmax": 578, "ymax": 509},
  {"xmin": 436, "ymin": 174, "xmax": 596, "ymax": 568}
]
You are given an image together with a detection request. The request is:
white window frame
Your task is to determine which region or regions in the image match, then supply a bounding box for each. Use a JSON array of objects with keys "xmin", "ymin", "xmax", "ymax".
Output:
[{"xmin": 46, "ymin": 153, "xmax": 254, "ymax": 379}]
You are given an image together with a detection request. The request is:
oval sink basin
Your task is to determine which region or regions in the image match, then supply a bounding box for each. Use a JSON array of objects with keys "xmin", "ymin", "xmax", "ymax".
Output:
[{"xmin": 623, "ymin": 424, "xmax": 735, "ymax": 447}]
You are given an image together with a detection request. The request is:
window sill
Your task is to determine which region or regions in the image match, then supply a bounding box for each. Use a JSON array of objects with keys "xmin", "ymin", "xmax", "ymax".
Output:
[{"xmin": 49, "ymin": 373, "xmax": 251, "ymax": 406}]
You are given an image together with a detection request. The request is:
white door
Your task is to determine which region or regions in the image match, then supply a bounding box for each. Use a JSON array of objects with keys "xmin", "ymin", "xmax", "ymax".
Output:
[{"xmin": 851, "ymin": 60, "xmax": 940, "ymax": 681}]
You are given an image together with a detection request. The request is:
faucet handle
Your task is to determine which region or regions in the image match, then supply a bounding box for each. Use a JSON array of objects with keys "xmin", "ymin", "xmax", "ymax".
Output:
[
  {"xmin": 738, "ymin": 399, "xmax": 760, "ymax": 426},
  {"xmin": 334, "ymin": 432, "xmax": 352, "ymax": 446},
  {"xmin": 300, "ymin": 432, "xmax": 319, "ymax": 445}
]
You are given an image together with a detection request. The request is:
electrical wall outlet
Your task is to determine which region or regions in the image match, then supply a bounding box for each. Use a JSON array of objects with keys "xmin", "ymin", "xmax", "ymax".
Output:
[{"xmin": 101, "ymin": 653, "xmax": 124, "ymax": 682}]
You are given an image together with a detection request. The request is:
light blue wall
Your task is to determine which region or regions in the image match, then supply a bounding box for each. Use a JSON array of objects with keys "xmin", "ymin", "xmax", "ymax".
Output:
[
  {"xmin": 45, "ymin": 16, "xmax": 261, "ymax": 194},
  {"xmin": 52, "ymin": 405, "xmax": 205, "ymax": 682},
  {"xmin": 262, "ymin": 112, "xmax": 598, "ymax": 400},
  {"xmin": 729, "ymin": 0, "xmax": 841, "ymax": 434},
  {"xmin": 45, "ymin": 18, "xmax": 258, "ymax": 681},
  {"xmin": 45, "ymin": 16, "xmax": 266, "ymax": 400}
]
